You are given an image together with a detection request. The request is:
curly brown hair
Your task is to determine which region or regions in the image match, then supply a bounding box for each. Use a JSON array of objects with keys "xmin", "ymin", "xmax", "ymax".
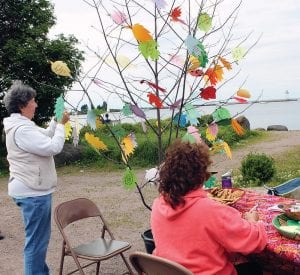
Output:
[{"xmin": 158, "ymin": 139, "xmax": 212, "ymax": 209}]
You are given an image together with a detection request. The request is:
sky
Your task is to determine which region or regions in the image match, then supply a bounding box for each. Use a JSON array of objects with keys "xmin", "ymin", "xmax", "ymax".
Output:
[{"xmin": 49, "ymin": 0, "xmax": 300, "ymax": 109}]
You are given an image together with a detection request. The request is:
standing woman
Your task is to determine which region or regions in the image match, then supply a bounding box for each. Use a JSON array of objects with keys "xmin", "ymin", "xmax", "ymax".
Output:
[{"xmin": 3, "ymin": 81, "xmax": 69, "ymax": 275}]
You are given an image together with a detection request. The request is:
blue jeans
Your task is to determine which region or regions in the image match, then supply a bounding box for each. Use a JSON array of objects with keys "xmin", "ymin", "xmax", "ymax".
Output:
[{"xmin": 14, "ymin": 194, "xmax": 52, "ymax": 275}]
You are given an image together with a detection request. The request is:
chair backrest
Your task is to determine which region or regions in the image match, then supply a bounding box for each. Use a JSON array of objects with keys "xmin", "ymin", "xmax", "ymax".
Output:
[
  {"xmin": 129, "ymin": 251, "xmax": 193, "ymax": 275},
  {"xmin": 54, "ymin": 198, "xmax": 102, "ymax": 229}
]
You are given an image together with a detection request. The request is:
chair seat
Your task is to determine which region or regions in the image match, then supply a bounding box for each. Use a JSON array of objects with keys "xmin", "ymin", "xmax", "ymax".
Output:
[
  {"xmin": 73, "ymin": 238, "xmax": 131, "ymax": 259},
  {"xmin": 266, "ymin": 178, "xmax": 300, "ymax": 196}
]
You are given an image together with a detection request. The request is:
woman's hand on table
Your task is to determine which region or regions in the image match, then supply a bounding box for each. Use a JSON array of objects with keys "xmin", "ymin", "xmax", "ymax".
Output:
[{"xmin": 243, "ymin": 211, "xmax": 260, "ymax": 222}]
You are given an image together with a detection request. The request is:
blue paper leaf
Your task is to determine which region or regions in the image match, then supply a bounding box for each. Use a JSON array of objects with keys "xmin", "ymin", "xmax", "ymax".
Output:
[{"xmin": 87, "ymin": 109, "xmax": 97, "ymax": 130}]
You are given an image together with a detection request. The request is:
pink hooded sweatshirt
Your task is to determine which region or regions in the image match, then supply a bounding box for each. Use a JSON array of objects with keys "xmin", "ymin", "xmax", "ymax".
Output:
[{"xmin": 151, "ymin": 188, "xmax": 267, "ymax": 274}]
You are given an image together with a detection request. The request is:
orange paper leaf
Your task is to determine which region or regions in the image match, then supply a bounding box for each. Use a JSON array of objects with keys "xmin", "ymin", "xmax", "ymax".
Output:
[
  {"xmin": 131, "ymin": 23, "xmax": 153, "ymax": 42},
  {"xmin": 214, "ymin": 65, "xmax": 224, "ymax": 82},
  {"xmin": 205, "ymin": 68, "xmax": 218, "ymax": 85},
  {"xmin": 231, "ymin": 118, "xmax": 245, "ymax": 136},
  {"xmin": 219, "ymin": 57, "xmax": 232, "ymax": 70}
]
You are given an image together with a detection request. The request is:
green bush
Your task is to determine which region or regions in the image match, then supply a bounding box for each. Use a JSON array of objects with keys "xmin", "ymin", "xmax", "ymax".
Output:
[{"xmin": 240, "ymin": 153, "xmax": 276, "ymax": 185}]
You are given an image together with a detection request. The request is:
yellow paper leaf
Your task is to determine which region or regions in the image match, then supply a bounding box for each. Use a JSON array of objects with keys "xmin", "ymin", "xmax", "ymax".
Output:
[
  {"xmin": 188, "ymin": 56, "xmax": 200, "ymax": 71},
  {"xmin": 206, "ymin": 128, "xmax": 216, "ymax": 141},
  {"xmin": 85, "ymin": 132, "xmax": 107, "ymax": 151},
  {"xmin": 219, "ymin": 56, "xmax": 232, "ymax": 70},
  {"xmin": 64, "ymin": 122, "xmax": 72, "ymax": 141},
  {"xmin": 131, "ymin": 23, "xmax": 153, "ymax": 42},
  {"xmin": 96, "ymin": 117, "xmax": 103, "ymax": 128},
  {"xmin": 223, "ymin": 141, "xmax": 232, "ymax": 159},
  {"xmin": 237, "ymin": 89, "xmax": 251, "ymax": 98},
  {"xmin": 50, "ymin": 61, "xmax": 71, "ymax": 77}
]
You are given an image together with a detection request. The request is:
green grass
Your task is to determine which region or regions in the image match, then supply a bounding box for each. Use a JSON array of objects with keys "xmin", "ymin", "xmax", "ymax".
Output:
[{"xmin": 234, "ymin": 145, "xmax": 300, "ymax": 188}]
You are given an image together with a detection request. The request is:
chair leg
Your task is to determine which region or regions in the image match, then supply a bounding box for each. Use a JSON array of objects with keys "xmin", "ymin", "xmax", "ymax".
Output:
[
  {"xmin": 59, "ymin": 243, "xmax": 66, "ymax": 275},
  {"xmin": 120, "ymin": 253, "xmax": 134, "ymax": 275},
  {"xmin": 96, "ymin": 261, "xmax": 100, "ymax": 275}
]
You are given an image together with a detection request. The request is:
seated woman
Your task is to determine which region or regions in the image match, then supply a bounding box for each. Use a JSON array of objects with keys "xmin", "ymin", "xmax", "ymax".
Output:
[{"xmin": 151, "ymin": 139, "xmax": 267, "ymax": 275}]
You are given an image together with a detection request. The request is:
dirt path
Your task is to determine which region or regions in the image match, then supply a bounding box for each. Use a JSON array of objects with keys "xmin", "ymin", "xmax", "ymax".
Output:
[{"xmin": 0, "ymin": 131, "xmax": 300, "ymax": 274}]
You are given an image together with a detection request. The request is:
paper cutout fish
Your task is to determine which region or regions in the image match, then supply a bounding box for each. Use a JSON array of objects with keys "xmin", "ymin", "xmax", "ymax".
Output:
[{"xmin": 50, "ymin": 61, "xmax": 71, "ymax": 77}]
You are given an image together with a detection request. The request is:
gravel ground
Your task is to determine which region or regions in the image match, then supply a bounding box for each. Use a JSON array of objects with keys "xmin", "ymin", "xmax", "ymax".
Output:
[{"xmin": 0, "ymin": 131, "xmax": 300, "ymax": 274}]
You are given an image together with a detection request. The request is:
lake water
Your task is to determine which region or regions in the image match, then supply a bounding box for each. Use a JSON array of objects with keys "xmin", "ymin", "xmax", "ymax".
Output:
[{"xmin": 74, "ymin": 100, "xmax": 300, "ymax": 130}]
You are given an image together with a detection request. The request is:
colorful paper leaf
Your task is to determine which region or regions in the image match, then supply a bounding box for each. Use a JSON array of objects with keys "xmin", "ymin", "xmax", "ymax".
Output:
[
  {"xmin": 219, "ymin": 56, "xmax": 232, "ymax": 70},
  {"xmin": 138, "ymin": 40, "xmax": 160, "ymax": 61},
  {"xmin": 147, "ymin": 93, "xmax": 163, "ymax": 108},
  {"xmin": 111, "ymin": 125, "xmax": 127, "ymax": 139},
  {"xmin": 237, "ymin": 89, "xmax": 251, "ymax": 98},
  {"xmin": 130, "ymin": 104, "xmax": 146, "ymax": 119},
  {"xmin": 232, "ymin": 47, "xmax": 246, "ymax": 62},
  {"xmin": 187, "ymin": 126, "xmax": 202, "ymax": 143},
  {"xmin": 188, "ymin": 56, "xmax": 201, "ymax": 71},
  {"xmin": 123, "ymin": 167, "xmax": 137, "ymax": 189},
  {"xmin": 153, "ymin": 0, "xmax": 167, "ymax": 9},
  {"xmin": 182, "ymin": 132, "xmax": 196, "ymax": 143},
  {"xmin": 231, "ymin": 118, "xmax": 245, "ymax": 136},
  {"xmin": 205, "ymin": 68, "xmax": 218, "ymax": 85},
  {"xmin": 173, "ymin": 113, "xmax": 187, "ymax": 127},
  {"xmin": 223, "ymin": 141, "xmax": 232, "ymax": 159},
  {"xmin": 54, "ymin": 95, "xmax": 64, "ymax": 121},
  {"xmin": 111, "ymin": 11, "xmax": 126, "ymax": 25},
  {"xmin": 206, "ymin": 127, "xmax": 216, "ymax": 142},
  {"xmin": 64, "ymin": 122, "xmax": 72, "ymax": 141},
  {"xmin": 184, "ymin": 35, "xmax": 208, "ymax": 67},
  {"xmin": 122, "ymin": 103, "xmax": 132, "ymax": 116},
  {"xmin": 140, "ymin": 80, "xmax": 166, "ymax": 92},
  {"xmin": 214, "ymin": 65, "xmax": 224, "ymax": 82},
  {"xmin": 131, "ymin": 23, "xmax": 153, "ymax": 42},
  {"xmin": 200, "ymin": 86, "xmax": 216, "ymax": 100},
  {"xmin": 121, "ymin": 133, "xmax": 137, "ymax": 163},
  {"xmin": 212, "ymin": 107, "xmax": 231, "ymax": 122},
  {"xmin": 170, "ymin": 6, "xmax": 186, "ymax": 24},
  {"xmin": 87, "ymin": 110, "xmax": 97, "ymax": 130},
  {"xmin": 233, "ymin": 96, "xmax": 248, "ymax": 103},
  {"xmin": 85, "ymin": 132, "xmax": 108, "ymax": 151},
  {"xmin": 50, "ymin": 61, "xmax": 71, "ymax": 77},
  {"xmin": 169, "ymin": 98, "xmax": 182, "ymax": 110},
  {"xmin": 208, "ymin": 122, "xmax": 218, "ymax": 137},
  {"xmin": 185, "ymin": 103, "xmax": 200, "ymax": 126},
  {"xmin": 197, "ymin": 13, "xmax": 212, "ymax": 32}
]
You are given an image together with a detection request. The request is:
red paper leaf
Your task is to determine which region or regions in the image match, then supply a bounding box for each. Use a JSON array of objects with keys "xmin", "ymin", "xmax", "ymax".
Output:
[
  {"xmin": 233, "ymin": 96, "xmax": 248, "ymax": 103},
  {"xmin": 200, "ymin": 86, "xmax": 216, "ymax": 100},
  {"xmin": 140, "ymin": 80, "xmax": 166, "ymax": 92},
  {"xmin": 147, "ymin": 93, "xmax": 163, "ymax": 108},
  {"xmin": 170, "ymin": 6, "xmax": 186, "ymax": 24},
  {"xmin": 188, "ymin": 69, "xmax": 204, "ymax": 77}
]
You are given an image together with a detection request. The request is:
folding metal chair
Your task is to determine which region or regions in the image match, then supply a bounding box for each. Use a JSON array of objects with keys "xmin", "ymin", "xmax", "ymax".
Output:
[
  {"xmin": 265, "ymin": 178, "xmax": 300, "ymax": 196},
  {"xmin": 129, "ymin": 251, "xmax": 193, "ymax": 275},
  {"xmin": 54, "ymin": 198, "xmax": 133, "ymax": 275}
]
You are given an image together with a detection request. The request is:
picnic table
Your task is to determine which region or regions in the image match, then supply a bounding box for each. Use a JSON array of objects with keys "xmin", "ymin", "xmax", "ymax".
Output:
[{"xmin": 232, "ymin": 190, "xmax": 300, "ymax": 275}]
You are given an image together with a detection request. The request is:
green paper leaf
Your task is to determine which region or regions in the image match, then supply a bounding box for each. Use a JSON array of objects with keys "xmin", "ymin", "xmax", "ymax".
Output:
[
  {"xmin": 198, "ymin": 13, "xmax": 212, "ymax": 33},
  {"xmin": 54, "ymin": 95, "xmax": 64, "ymax": 121},
  {"xmin": 138, "ymin": 40, "xmax": 160, "ymax": 61},
  {"xmin": 182, "ymin": 133, "xmax": 196, "ymax": 143},
  {"xmin": 232, "ymin": 47, "xmax": 246, "ymax": 62},
  {"xmin": 111, "ymin": 125, "xmax": 127, "ymax": 138},
  {"xmin": 122, "ymin": 103, "xmax": 132, "ymax": 116},
  {"xmin": 204, "ymin": 176, "xmax": 216, "ymax": 188},
  {"xmin": 123, "ymin": 167, "xmax": 137, "ymax": 189},
  {"xmin": 212, "ymin": 107, "xmax": 231, "ymax": 122}
]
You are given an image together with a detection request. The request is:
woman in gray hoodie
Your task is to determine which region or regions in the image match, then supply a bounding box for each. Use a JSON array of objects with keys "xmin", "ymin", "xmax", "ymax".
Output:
[{"xmin": 3, "ymin": 81, "xmax": 69, "ymax": 275}]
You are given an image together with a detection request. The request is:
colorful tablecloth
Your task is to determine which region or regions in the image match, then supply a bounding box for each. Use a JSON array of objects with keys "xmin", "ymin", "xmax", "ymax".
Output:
[{"xmin": 232, "ymin": 190, "xmax": 300, "ymax": 275}]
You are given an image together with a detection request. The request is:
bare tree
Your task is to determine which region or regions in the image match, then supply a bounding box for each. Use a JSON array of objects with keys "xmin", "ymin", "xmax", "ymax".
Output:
[{"xmin": 54, "ymin": 0, "xmax": 259, "ymax": 210}]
